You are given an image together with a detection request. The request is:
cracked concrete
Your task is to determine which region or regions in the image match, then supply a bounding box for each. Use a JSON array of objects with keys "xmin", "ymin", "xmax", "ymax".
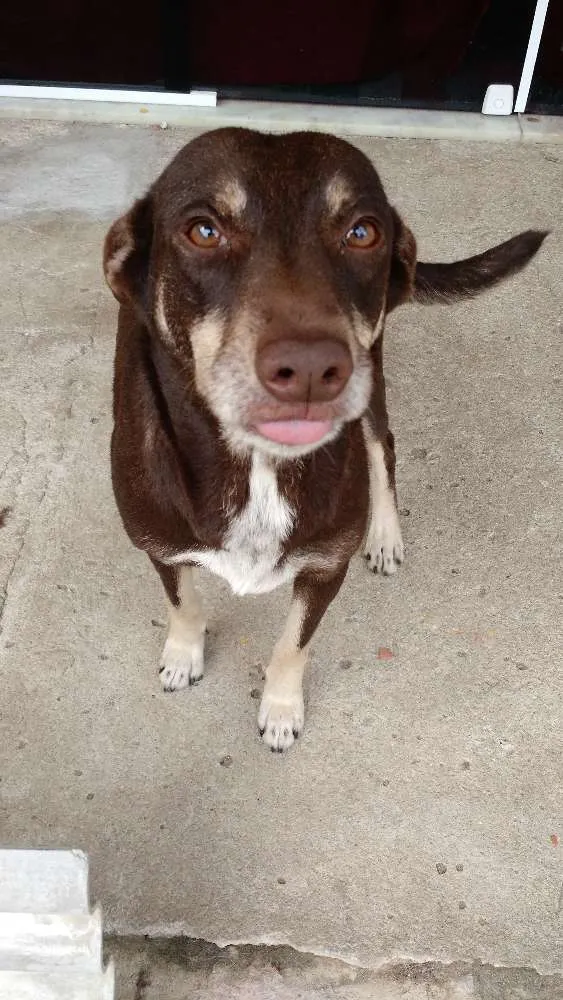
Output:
[
  {"xmin": 0, "ymin": 120, "xmax": 562, "ymax": 997},
  {"xmin": 106, "ymin": 937, "xmax": 563, "ymax": 999}
]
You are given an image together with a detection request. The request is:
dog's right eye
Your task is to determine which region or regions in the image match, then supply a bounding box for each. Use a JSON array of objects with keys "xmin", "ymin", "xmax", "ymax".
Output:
[
  {"xmin": 186, "ymin": 219, "xmax": 225, "ymax": 249},
  {"xmin": 343, "ymin": 219, "xmax": 381, "ymax": 250}
]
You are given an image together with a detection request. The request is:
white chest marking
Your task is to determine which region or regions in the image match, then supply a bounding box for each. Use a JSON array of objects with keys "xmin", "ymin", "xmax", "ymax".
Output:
[{"xmin": 164, "ymin": 452, "xmax": 296, "ymax": 595}]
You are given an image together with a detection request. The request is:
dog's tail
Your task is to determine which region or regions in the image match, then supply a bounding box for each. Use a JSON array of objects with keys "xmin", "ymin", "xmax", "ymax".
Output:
[{"xmin": 414, "ymin": 230, "xmax": 549, "ymax": 304}]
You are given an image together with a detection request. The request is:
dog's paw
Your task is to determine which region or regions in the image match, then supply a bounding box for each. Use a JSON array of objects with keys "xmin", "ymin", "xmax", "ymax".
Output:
[
  {"xmin": 258, "ymin": 691, "xmax": 305, "ymax": 752},
  {"xmin": 364, "ymin": 506, "xmax": 404, "ymax": 575},
  {"xmin": 158, "ymin": 635, "xmax": 205, "ymax": 692}
]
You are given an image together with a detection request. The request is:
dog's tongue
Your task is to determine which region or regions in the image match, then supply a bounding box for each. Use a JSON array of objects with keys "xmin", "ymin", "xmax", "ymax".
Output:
[{"xmin": 256, "ymin": 420, "xmax": 332, "ymax": 446}]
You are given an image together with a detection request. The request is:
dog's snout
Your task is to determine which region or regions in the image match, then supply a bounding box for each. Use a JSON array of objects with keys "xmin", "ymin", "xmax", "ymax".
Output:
[{"xmin": 256, "ymin": 338, "xmax": 353, "ymax": 403}]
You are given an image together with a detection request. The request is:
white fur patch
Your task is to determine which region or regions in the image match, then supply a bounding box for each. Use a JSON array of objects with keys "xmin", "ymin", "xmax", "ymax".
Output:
[
  {"xmin": 217, "ymin": 178, "xmax": 247, "ymax": 217},
  {"xmin": 372, "ymin": 307, "xmax": 385, "ymax": 342},
  {"xmin": 352, "ymin": 306, "xmax": 385, "ymax": 349},
  {"xmin": 189, "ymin": 309, "xmax": 226, "ymax": 398},
  {"xmin": 325, "ymin": 174, "xmax": 353, "ymax": 215},
  {"xmin": 259, "ymin": 673, "xmax": 306, "ymax": 751},
  {"xmin": 164, "ymin": 452, "xmax": 296, "ymax": 595},
  {"xmin": 104, "ymin": 227, "xmax": 133, "ymax": 298},
  {"xmin": 363, "ymin": 420, "xmax": 404, "ymax": 575},
  {"xmin": 105, "ymin": 240, "xmax": 132, "ymax": 280},
  {"xmin": 159, "ymin": 636, "xmax": 205, "ymax": 691},
  {"xmin": 155, "ymin": 281, "xmax": 175, "ymax": 349}
]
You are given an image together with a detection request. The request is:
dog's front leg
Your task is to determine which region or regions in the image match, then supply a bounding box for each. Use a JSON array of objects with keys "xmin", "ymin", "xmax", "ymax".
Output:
[
  {"xmin": 362, "ymin": 418, "xmax": 404, "ymax": 575},
  {"xmin": 362, "ymin": 339, "xmax": 404, "ymax": 575},
  {"xmin": 151, "ymin": 560, "xmax": 207, "ymax": 691},
  {"xmin": 259, "ymin": 566, "xmax": 348, "ymax": 752}
]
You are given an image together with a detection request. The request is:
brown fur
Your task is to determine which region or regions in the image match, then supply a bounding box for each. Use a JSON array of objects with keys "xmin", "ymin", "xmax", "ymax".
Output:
[{"xmin": 104, "ymin": 128, "xmax": 547, "ymax": 750}]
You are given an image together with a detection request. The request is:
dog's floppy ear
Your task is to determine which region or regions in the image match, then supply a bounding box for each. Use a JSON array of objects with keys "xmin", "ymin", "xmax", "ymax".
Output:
[
  {"xmin": 413, "ymin": 230, "xmax": 548, "ymax": 303},
  {"xmin": 386, "ymin": 206, "xmax": 548, "ymax": 310},
  {"xmin": 386, "ymin": 207, "xmax": 418, "ymax": 313},
  {"xmin": 103, "ymin": 195, "xmax": 153, "ymax": 310}
]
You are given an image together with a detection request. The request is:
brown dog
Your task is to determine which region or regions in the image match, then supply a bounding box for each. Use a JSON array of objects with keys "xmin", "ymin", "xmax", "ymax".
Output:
[{"xmin": 104, "ymin": 128, "xmax": 546, "ymax": 751}]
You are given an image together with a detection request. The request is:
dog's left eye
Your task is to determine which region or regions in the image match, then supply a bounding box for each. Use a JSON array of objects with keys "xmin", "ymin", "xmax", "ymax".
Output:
[
  {"xmin": 343, "ymin": 220, "xmax": 381, "ymax": 250},
  {"xmin": 186, "ymin": 219, "xmax": 225, "ymax": 249}
]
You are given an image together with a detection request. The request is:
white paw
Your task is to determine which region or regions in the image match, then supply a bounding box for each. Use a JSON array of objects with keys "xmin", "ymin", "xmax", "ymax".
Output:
[
  {"xmin": 364, "ymin": 506, "xmax": 404, "ymax": 575},
  {"xmin": 158, "ymin": 635, "xmax": 205, "ymax": 692},
  {"xmin": 258, "ymin": 691, "xmax": 305, "ymax": 752}
]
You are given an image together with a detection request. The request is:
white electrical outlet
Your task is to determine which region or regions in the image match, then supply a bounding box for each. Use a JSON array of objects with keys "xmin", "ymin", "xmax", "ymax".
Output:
[{"xmin": 482, "ymin": 84, "xmax": 515, "ymax": 115}]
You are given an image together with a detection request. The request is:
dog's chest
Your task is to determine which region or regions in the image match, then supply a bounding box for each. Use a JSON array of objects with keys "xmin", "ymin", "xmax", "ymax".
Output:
[{"xmin": 181, "ymin": 454, "xmax": 296, "ymax": 595}]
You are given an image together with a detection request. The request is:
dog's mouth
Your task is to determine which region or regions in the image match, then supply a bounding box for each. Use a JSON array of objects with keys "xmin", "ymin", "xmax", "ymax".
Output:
[
  {"xmin": 222, "ymin": 356, "xmax": 373, "ymax": 456},
  {"xmin": 255, "ymin": 419, "xmax": 333, "ymax": 446}
]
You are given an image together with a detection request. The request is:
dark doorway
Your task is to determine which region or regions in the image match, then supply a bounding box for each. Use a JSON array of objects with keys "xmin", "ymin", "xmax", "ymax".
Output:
[{"xmin": 1, "ymin": 0, "xmax": 561, "ymax": 114}]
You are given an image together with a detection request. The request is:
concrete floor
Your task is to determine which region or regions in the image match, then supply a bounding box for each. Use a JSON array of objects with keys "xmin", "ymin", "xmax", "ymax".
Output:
[{"xmin": 0, "ymin": 121, "xmax": 561, "ymax": 997}]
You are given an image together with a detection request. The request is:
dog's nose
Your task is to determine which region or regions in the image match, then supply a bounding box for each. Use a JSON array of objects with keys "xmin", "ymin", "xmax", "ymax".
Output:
[{"xmin": 255, "ymin": 338, "xmax": 353, "ymax": 403}]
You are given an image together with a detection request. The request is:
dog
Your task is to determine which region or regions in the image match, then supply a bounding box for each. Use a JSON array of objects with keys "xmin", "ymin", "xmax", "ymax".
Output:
[{"xmin": 103, "ymin": 128, "xmax": 546, "ymax": 751}]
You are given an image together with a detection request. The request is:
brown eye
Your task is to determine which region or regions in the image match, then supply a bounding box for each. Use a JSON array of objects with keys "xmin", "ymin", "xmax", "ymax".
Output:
[
  {"xmin": 344, "ymin": 220, "xmax": 381, "ymax": 250},
  {"xmin": 186, "ymin": 219, "xmax": 225, "ymax": 249}
]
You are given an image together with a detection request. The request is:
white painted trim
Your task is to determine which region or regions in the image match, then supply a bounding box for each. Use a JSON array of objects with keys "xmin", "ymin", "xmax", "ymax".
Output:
[
  {"xmin": 0, "ymin": 84, "xmax": 217, "ymax": 107},
  {"xmin": 514, "ymin": 0, "xmax": 550, "ymax": 113}
]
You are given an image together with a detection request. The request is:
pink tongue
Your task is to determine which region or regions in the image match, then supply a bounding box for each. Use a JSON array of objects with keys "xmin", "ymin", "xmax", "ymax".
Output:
[{"xmin": 256, "ymin": 420, "xmax": 332, "ymax": 445}]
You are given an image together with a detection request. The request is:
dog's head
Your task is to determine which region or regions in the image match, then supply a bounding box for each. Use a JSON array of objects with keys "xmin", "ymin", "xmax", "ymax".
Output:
[{"xmin": 104, "ymin": 128, "xmax": 547, "ymax": 458}]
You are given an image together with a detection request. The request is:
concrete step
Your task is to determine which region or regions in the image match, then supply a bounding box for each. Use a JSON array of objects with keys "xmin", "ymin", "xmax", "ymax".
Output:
[
  {"xmin": 0, "ymin": 850, "xmax": 113, "ymax": 999},
  {"xmin": 0, "ymin": 849, "xmax": 90, "ymax": 913},
  {"xmin": 0, "ymin": 969, "xmax": 115, "ymax": 1000}
]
